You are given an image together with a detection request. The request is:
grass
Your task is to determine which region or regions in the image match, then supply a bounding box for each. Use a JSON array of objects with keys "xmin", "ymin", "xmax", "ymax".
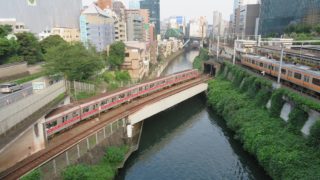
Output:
[
  {"xmin": 62, "ymin": 145, "xmax": 129, "ymax": 180},
  {"xmin": 73, "ymin": 92, "xmax": 96, "ymax": 101},
  {"xmin": 14, "ymin": 72, "xmax": 45, "ymax": 84}
]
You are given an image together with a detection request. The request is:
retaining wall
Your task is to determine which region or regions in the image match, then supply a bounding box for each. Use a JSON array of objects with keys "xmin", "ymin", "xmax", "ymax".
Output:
[{"xmin": 0, "ymin": 81, "xmax": 66, "ymax": 135}]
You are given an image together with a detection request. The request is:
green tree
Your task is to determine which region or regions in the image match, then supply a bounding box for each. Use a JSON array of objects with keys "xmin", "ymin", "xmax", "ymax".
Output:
[
  {"xmin": 107, "ymin": 41, "xmax": 125, "ymax": 69},
  {"xmin": 44, "ymin": 43, "xmax": 104, "ymax": 81},
  {"xmin": 0, "ymin": 25, "xmax": 13, "ymax": 37},
  {"xmin": 39, "ymin": 35, "xmax": 67, "ymax": 54},
  {"xmin": 0, "ymin": 37, "xmax": 20, "ymax": 64},
  {"xmin": 16, "ymin": 32, "xmax": 43, "ymax": 64}
]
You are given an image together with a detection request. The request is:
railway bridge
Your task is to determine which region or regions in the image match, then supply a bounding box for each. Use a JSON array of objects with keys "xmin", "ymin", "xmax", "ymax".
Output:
[{"xmin": 0, "ymin": 74, "xmax": 211, "ymax": 179}]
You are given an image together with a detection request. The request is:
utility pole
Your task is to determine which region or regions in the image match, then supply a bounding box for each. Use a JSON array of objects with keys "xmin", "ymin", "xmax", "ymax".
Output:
[
  {"xmin": 233, "ymin": 36, "xmax": 238, "ymax": 65},
  {"xmin": 217, "ymin": 36, "xmax": 220, "ymax": 61},
  {"xmin": 277, "ymin": 45, "xmax": 284, "ymax": 84}
]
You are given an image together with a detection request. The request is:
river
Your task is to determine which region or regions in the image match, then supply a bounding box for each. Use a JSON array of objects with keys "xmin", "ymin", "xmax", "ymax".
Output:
[{"xmin": 116, "ymin": 50, "xmax": 271, "ymax": 180}]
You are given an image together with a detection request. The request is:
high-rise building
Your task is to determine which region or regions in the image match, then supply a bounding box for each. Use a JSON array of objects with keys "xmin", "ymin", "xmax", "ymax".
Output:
[
  {"xmin": 126, "ymin": 10, "xmax": 144, "ymax": 41},
  {"xmin": 259, "ymin": 0, "xmax": 320, "ymax": 36},
  {"xmin": 0, "ymin": 0, "xmax": 81, "ymax": 34},
  {"xmin": 113, "ymin": 0, "xmax": 127, "ymax": 41},
  {"xmin": 140, "ymin": 0, "xmax": 160, "ymax": 33},
  {"xmin": 189, "ymin": 16, "xmax": 208, "ymax": 39},
  {"xmin": 129, "ymin": 0, "xmax": 140, "ymax": 9},
  {"xmin": 233, "ymin": 0, "xmax": 259, "ymax": 35},
  {"xmin": 80, "ymin": 4, "xmax": 115, "ymax": 52},
  {"xmin": 212, "ymin": 11, "xmax": 222, "ymax": 36},
  {"xmin": 96, "ymin": 0, "xmax": 113, "ymax": 10},
  {"xmin": 238, "ymin": 4, "xmax": 260, "ymax": 36}
]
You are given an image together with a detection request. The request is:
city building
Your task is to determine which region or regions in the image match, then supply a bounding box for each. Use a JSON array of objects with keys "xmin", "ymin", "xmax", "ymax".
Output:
[
  {"xmin": 0, "ymin": 0, "xmax": 81, "ymax": 33},
  {"xmin": 212, "ymin": 11, "xmax": 222, "ymax": 36},
  {"xmin": 52, "ymin": 27, "xmax": 80, "ymax": 42},
  {"xmin": 189, "ymin": 16, "xmax": 208, "ymax": 39},
  {"xmin": 129, "ymin": 0, "xmax": 140, "ymax": 9},
  {"xmin": 0, "ymin": 18, "xmax": 29, "ymax": 33},
  {"xmin": 140, "ymin": 0, "xmax": 160, "ymax": 34},
  {"xmin": 113, "ymin": 1, "xmax": 127, "ymax": 41},
  {"xmin": 80, "ymin": 4, "xmax": 115, "ymax": 52},
  {"xmin": 259, "ymin": 0, "xmax": 320, "ymax": 36},
  {"xmin": 238, "ymin": 4, "xmax": 260, "ymax": 37},
  {"xmin": 233, "ymin": 0, "xmax": 259, "ymax": 35},
  {"xmin": 126, "ymin": 10, "xmax": 144, "ymax": 41},
  {"xmin": 96, "ymin": 0, "xmax": 113, "ymax": 10},
  {"xmin": 122, "ymin": 41, "xmax": 150, "ymax": 81}
]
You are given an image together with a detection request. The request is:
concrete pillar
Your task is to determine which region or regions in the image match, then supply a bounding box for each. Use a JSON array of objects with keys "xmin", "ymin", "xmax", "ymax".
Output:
[
  {"xmin": 77, "ymin": 144, "xmax": 80, "ymax": 158},
  {"xmin": 86, "ymin": 138, "xmax": 90, "ymax": 150},
  {"xmin": 53, "ymin": 159, "xmax": 57, "ymax": 175},
  {"xmin": 95, "ymin": 132, "xmax": 98, "ymax": 144},
  {"xmin": 66, "ymin": 151, "xmax": 70, "ymax": 165},
  {"xmin": 103, "ymin": 126, "xmax": 106, "ymax": 138}
]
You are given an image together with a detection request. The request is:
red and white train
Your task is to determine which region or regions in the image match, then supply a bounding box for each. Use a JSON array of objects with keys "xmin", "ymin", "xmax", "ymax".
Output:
[{"xmin": 45, "ymin": 69, "xmax": 200, "ymax": 137}]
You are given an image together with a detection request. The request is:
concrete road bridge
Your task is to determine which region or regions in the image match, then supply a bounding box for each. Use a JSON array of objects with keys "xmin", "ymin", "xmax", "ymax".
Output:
[{"xmin": 0, "ymin": 74, "xmax": 211, "ymax": 179}]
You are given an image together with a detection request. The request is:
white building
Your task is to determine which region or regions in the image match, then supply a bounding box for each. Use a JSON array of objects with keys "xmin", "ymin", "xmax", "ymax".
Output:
[{"xmin": 189, "ymin": 16, "xmax": 208, "ymax": 39}]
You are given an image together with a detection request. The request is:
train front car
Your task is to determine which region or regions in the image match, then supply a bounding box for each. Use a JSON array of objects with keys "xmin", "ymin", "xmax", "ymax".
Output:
[{"xmin": 45, "ymin": 106, "xmax": 82, "ymax": 137}]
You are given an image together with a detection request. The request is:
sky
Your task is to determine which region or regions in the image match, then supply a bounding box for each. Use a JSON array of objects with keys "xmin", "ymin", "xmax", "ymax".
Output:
[{"xmin": 82, "ymin": 0, "xmax": 233, "ymax": 23}]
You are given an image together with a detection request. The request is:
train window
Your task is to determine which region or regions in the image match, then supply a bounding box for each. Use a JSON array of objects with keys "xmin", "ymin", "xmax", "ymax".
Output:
[
  {"xmin": 288, "ymin": 71, "xmax": 293, "ymax": 77},
  {"xmin": 46, "ymin": 121, "xmax": 57, "ymax": 129},
  {"xmin": 294, "ymin": 73, "xmax": 302, "ymax": 80},
  {"xmin": 275, "ymin": 67, "xmax": 279, "ymax": 72},
  {"xmin": 112, "ymin": 97, "xmax": 116, "ymax": 102},
  {"xmin": 150, "ymin": 84, "xmax": 154, "ymax": 88},
  {"xmin": 259, "ymin": 63, "xmax": 263, "ymax": 67},
  {"xmin": 93, "ymin": 104, "xmax": 98, "ymax": 109},
  {"xmin": 312, "ymin": 78, "xmax": 320, "ymax": 86},
  {"xmin": 281, "ymin": 69, "xmax": 286, "ymax": 75},
  {"xmin": 268, "ymin": 65, "xmax": 272, "ymax": 70},
  {"xmin": 139, "ymin": 87, "xmax": 143, "ymax": 91},
  {"xmin": 304, "ymin": 76, "xmax": 310, "ymax": 82},
  {"xmin": 101, "ymin": 100, "xmax": 107, "ymax": 105},
  {"xmin": 119, "ymin": 94, "xmax": 125, "ymax": 99},
  {"xmin": 83, "ymin": 107, "xmax": 90, "ymax": 113},
  {"xmin": 73, "ymin": 112, "xmax": 78, "ymax": 117}
]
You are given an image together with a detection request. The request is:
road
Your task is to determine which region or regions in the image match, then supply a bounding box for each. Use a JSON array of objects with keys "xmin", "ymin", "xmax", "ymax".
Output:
[{"xmin": 0, "ymin": 83, "xmax": 33, "ymax": 109}]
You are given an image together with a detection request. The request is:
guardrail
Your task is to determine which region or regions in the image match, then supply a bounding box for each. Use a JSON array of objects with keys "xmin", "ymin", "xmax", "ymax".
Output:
[
  {"xmin": 0, "ymin": 81, "xmax": 66, "ymax": 135},
  {"xmin": 0, "ymin": 86, "xmax": 33, "ymax": 109}
]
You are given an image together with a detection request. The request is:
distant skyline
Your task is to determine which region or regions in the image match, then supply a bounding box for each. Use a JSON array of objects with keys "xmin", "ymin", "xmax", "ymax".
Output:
[{"xmin": 82, "ymin": 0, "xmax": 233, "ymax": 23}]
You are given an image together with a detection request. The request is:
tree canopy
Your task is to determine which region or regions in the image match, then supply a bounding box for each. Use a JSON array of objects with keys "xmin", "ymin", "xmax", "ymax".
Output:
[
  {"xmin": 0, "ymin": 25, "xmax": 13, "ymax": 38},
  {"xmin": 40, "ymin": 35, "xmax": 67, "ymax": 54},
  {"xmin": 44, "ymin": 43, "xmax": 104, "ymax": 81},
  {"xmin": 107, "ymin": 41, "xmax": 126, "ymax": 69},
  {"xmin": 16, "ymin": 32, "xmax": 43, "ymax": 64},
  {"xmin": 0, "ymin": 37, "xmax": 20, "ymax": 64}
]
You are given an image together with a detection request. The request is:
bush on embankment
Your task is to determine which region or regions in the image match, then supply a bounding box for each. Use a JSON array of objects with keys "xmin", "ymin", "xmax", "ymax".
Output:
[
  {"xmin": 193, "ymin": 48, "xmax": 209, "ymax": 71},
  {"xmin": 62, "ymin": 145, "xmax": 128, "ymax": 180},
  {"xmin": 207, "ymin": 63, "xmax": 320, "ymax": 179}
]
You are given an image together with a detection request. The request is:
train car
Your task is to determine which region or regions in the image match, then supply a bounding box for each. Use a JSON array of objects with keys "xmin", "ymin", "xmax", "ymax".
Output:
[
  {"xmin": 241, "ymin": 55, "xmax": 320, "ymax": 94},
  {"xmin": 44, "ymin": 69, "xmax": 200, "ymax": 137}
]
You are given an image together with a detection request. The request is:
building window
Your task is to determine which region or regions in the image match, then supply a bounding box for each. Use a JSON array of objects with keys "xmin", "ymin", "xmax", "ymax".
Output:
[{"xmin": 125, "ymin": 53, "xmax": 130, "ymax": 57}]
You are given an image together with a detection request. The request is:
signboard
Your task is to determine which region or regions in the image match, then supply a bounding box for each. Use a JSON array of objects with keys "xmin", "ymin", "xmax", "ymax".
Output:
[
  {"xmin": 27, "ymin": 0, "xmax": 37, "ymax": 6},
  {"xmin": 33, "ymin": 82, "xmax": 46, "ymax": 90}
]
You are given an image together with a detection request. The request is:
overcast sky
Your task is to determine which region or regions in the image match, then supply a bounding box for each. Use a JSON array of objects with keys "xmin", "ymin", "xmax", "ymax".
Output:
[{"xmin": 82, "ymin": 0, "xmax": 233, "ymax": 23}]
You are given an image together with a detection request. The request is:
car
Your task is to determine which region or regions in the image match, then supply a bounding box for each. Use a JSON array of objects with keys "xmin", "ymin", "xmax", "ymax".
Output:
[{"xmin": 0, "ymin": 83, "xmax": 23, "ymax": 93}]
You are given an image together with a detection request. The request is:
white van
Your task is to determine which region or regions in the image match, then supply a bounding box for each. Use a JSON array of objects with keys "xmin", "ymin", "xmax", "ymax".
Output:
[{"xmin": 0, "ymin": 83, "xmax": 23, "ymax": 93}]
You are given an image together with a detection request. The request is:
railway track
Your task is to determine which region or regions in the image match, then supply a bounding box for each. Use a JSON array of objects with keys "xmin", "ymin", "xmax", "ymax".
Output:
[{"xmin": 0, "ymin": 76, "xmax": 210, "ymax": 180}]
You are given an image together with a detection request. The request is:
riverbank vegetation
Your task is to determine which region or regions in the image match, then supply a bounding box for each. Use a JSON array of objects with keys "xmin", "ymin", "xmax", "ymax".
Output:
[
  {"xmin": 207, "ymin": 63, "xmax": 320, "ymax": 179},
  {"xmin": 193, "ymin": 48, "xmax": 209, "ymax": 71},
  {"xmin": 61, "ymin": 145, "xmax": 129, "ymax": 180}
]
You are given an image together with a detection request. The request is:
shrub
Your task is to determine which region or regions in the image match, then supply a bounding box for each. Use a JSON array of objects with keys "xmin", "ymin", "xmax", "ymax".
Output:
[
  {"xmin": 104, "ymin": 146, "xmax": 128, "ymax": 165},
  {"xmin": 62, "ymin": 165, "xmax": 90, "ymax": 180},
  {"xmin": 270, "ymin": 90, "xmax": 285, "ymax": 117},
  {"xmin": 287, "ymin": 107, "xmax": 308, "ymax": 132},
  {"xmin": 21, "ymin": 169, "xmax": 41, "ymax": 180},
  {"xmin": 309, "ymin": 120, "xmax": 320, "ymax": 148}
]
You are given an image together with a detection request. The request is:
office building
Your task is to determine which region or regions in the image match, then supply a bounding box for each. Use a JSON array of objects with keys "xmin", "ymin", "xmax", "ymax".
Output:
[
  {"xmin": 189, "ymin": 16, "xmax": 208, "ymax": 38},
  {"xmin": 140, "ymin": 0, "xmax": 160, "ymax": 33},
  {"xmin": 259, "ymin": 0, "xmax": 320, "ymax": 35},
  {"xmin": 238, "ymin": 4, "xmax": 260, "ymax": 36},
  {"xmin": 129, "ymin": 0, "xmax": 140, "ymax": 9},
  {"xmin": 80, "ymin": 4, "xmax": 115, "ymax": 52},
  {"xmin": 126, "ymin": 10, "xmax": 144, "ymax": 41},
  {"xmin": 212, "ymin": 11, "xmax": 222, "ymax": 36},
  {"xmin": 52, "ymin": 27, "xmax": 80, "ymax": 42}
]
